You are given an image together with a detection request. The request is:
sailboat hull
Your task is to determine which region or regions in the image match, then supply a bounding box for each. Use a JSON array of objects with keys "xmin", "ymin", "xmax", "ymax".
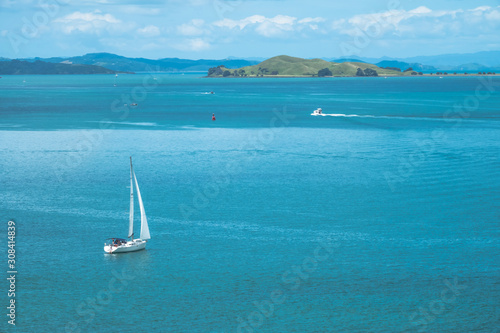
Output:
[{"xmin": 104, "ymin": 239, "xmax": 147, "ymax": 254}]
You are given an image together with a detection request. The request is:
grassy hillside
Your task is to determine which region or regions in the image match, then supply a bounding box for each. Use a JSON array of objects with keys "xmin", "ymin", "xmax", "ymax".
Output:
[
  {"xmin": 207, "ymin": 55, "xmax": 403, "ymax": 77},
  {"xmin": 243, "ymin": 55, "xmax": 332, "ymax": 76}
]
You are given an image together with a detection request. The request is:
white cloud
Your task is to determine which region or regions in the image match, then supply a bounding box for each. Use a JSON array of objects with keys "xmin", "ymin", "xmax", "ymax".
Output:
[
  {"xmin": 213, "ymin": 15, "xmax": 325, "ymax": 37},
  {"xmin": 54, "ymin": 10, "xmax": 129, "ymax": 35},
  {"xmin": 118, "ymin": 6, "xmax": 161, "ymax": 15},
  {"xmin": 137, "ymin": 25, "xmax": 160, "ymax": 37},
  {"xmin": 470, "ymin": 6, "xmax": 492, "ymax": 12},
  {"xmin": 332, "ymin": 5, "xmax": 500, "ymax": 38},
  {"xmin": 214, "ymin": 15, "xmax": 266, "ymax": 30},
  {"xmin": 188, "ymin": 38, "xmax": 210, "ymax": 51},
  {"xmin": 298, "ymin": 17, "xmax": 325, "ymax": 24},
  {"xmin": 177, "ymin": 19, "xmax": 206, "ymax": 36},
  {"xmin": 298, "ymin": 17, "xmax": 325, "ymax": 32},
  {"xmin": 409, "ymin": 6, "xmax": 432, "ymax": 15},
  {"xmin": 174, "ymin": 38, "xmax": 210, "ymax": 51},
  {"xmin": 333, "ymin": 6, "xmax": 433, "ymax": 36},
  {"xmin": 255, "ymin": 15, "xmax": 296, "ymax": 37},
  {"xmin": 485, "ymin": 9, "xmax": 500, "ymax": 21},
  {"xmin": 58, "ymin": 11, "xmax": 120, "ymax": 24}
]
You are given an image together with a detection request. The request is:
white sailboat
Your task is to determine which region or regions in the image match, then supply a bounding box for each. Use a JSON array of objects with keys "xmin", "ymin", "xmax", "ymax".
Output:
[{"xmin": 104, "ymin": 157, "xmax": 151, "ymax": 254}]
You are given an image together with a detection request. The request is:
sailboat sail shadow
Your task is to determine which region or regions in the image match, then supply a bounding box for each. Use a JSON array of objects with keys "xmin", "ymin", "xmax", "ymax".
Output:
[{"xmin": 104, "ymin": 157, "xmax": 150, "ymax": 254}]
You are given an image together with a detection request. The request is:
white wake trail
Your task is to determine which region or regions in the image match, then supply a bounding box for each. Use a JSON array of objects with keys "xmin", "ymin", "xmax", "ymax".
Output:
[{"xmin": 310, "ymin": 113, "xmax": 377, "ymax": 118}]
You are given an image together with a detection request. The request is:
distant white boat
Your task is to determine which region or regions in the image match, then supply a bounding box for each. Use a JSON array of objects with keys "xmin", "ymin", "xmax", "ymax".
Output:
[
  {"xmin": 312, "ymin": 108, "xmax": 323, "ymax": 115},
  {"xmin": 104, "ymin": 157, "xmax": 150, "ymax": 254}
]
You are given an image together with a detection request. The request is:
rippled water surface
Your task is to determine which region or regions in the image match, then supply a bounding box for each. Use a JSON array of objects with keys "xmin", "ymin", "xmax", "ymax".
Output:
[{"xmin": 0, "ymin": 74, "xmax": 499, "ymax": 332}]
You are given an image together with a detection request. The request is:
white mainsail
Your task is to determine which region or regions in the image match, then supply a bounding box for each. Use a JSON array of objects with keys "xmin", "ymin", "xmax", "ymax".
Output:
[
  {"xmin": 128, "ymin": 157, "xmax": 134, "ymax": 239},
  {"xmin": 104, "ymin": 157, "xmax": 150, "ymax": 254},
  {"xmin": 134, "ymin": 170, "xmax": 150, "ymax": 240}
]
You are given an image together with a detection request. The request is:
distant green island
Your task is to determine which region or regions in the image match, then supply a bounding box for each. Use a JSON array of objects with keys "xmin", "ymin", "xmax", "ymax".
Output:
[
  {"xmin": 207, "ymin": 55, "xmax": 406, "ymax": 77},
  {"xmin": 0, "ymin": 59, "xmax": 132, "ymax": 75},
  {"xmin": 207, "ymin": 55, "xmax": 495, "ymax": 78}
]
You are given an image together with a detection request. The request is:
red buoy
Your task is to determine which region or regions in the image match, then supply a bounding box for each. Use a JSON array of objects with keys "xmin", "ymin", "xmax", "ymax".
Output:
[{"xmin": 212, "ymin": 113, "xmax": 216, "ymax": 121}]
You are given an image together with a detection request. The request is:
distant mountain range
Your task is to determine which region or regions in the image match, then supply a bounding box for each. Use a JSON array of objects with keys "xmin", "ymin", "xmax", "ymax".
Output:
[
  {"xmin": 0, "ymin": 51, "xmax": 498, "ymax": 74},
  {"xmin": 17, "ymin": 53, "xmax": 260, "ymax": 72},
  {"xmin": 328, "ymin": 51, "xmax": 500, "ymax": 73},
  {"xmin": 374, "ymin": 60, "xmax": 437, "ymax": 72},
  {"xmin": 0, "ymin": 59, "xmax": 126, "ymax": 75}
]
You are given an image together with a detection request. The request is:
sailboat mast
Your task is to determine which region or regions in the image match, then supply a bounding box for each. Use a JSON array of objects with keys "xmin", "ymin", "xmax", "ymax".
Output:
[{"xmin": 128, "ymin": 157, "xmax": 134, "ymax": 240}]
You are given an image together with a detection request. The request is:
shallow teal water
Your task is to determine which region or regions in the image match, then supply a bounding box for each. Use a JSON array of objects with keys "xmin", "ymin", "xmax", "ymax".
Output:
[{"xmin": 0, "ymin": 74, "xmax": 499, "ymax": 332}]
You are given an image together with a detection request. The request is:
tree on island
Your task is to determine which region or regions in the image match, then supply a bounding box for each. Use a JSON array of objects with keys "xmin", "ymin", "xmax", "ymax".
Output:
[
  {"xmin": 383, "ymin": 66, "xmax": 401, "ymax": 72},
  {"xmin": 208, "ymin": 65, "xmax": 224, "ymax": 76},
  {"xmin": 363, "ymin": 68, "xmax": 378, "ymax": 76},
  {"xmin": 222, "ymin": 70, "xmax": 231, "ymax": 77},
  {"xmin": 318, "ymin": 68, "xmax": 333, "ymax": 77},
  {"xmin": 404, "ymin": 67, "xmax": 413, "ymax": 72},
  {"xmin": 356, "ymin": 68, "xmax": 378, "ymax": 76},
  {"xmin": 257, "ymin": 67, "xmax": 269, "ymax": 75}
]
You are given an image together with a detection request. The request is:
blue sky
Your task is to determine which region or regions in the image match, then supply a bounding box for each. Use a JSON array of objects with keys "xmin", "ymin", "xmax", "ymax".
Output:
[{"xmin": 1, "ymin": 0, "xmax": 499, "ymax": 59}]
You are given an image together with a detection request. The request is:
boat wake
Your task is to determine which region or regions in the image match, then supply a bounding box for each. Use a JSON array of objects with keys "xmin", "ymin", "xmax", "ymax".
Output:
[
  {"xmin": 91, "ymin": 121, "xmax": 159, "ymax": 127},
  {"xmin": 311, "ymin": 113, "xmax": 377, "ymax": 118},
  {"xmin": 309, "ymin": 113, "xmax": 489, "ymax": 122}
]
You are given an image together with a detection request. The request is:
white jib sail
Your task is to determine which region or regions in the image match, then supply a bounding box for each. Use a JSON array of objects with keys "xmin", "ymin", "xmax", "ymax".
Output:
[
  {"xmin": 134, "ymin": 171, "xmax": 150, "ymax": 240},
  {"xmin": 128, "ymin": 158, "xmax": 134, "ymax": 239}
]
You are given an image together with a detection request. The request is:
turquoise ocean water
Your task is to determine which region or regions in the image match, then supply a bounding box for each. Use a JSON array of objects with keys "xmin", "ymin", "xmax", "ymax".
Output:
[{"xmin": 0, "ymin": 74, "xmax": 499, "ymax": 332}]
